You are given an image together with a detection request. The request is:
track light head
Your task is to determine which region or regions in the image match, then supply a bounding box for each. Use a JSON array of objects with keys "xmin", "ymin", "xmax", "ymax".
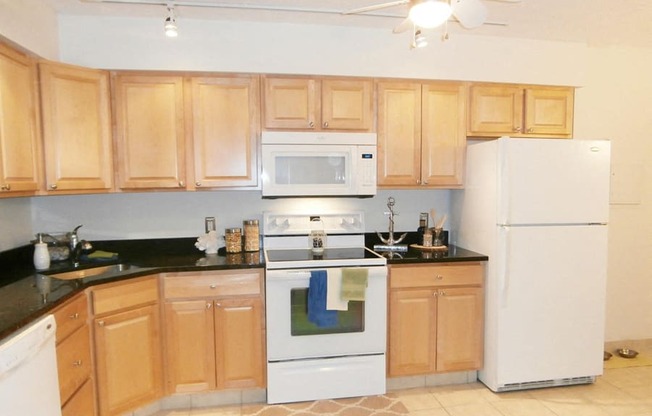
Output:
[{"xmin": 164, "ymin": 6, "xmax": 178, "ymax": 37}]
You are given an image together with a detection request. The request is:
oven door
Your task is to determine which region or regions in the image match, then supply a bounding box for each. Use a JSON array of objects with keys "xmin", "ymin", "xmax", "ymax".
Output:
[{"xmin": 265, "ymin": 266, "xmax": 387, "ymax": 361}]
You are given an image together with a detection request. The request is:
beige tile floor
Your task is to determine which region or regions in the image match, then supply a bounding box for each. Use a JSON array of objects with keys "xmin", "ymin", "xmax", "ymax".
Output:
[{"xmin": 152, "ymin": 361, "xmax": 652, "ymax": 415}]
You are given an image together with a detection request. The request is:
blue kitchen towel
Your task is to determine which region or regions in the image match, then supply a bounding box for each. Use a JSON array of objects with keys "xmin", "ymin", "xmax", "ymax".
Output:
[{"xmin": 308, "ymin": 270, "xmax": 339, "ymax": 327}]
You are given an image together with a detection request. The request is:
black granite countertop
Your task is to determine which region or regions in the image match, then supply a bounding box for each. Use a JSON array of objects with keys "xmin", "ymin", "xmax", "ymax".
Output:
[{"xmin": 0, "ymin": 234, "xmax": 486, "ymax": 341}]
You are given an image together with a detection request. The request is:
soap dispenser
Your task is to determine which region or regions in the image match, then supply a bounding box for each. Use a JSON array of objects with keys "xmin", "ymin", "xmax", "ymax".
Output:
[{"xmin": 33, "ymin": 233, "xmax": 51, "ymax": 270}]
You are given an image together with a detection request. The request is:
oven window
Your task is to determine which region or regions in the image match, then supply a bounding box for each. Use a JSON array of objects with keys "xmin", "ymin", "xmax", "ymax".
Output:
[{"xmin": 290, "ymin": 288, "xmax": 364, "ymax": 336}]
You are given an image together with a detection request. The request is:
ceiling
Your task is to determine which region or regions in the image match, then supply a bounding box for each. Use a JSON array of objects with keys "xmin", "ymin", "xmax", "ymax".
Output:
[{"xmin": 42, "ymin": 0, "xmax": 652, "ymax": 48}]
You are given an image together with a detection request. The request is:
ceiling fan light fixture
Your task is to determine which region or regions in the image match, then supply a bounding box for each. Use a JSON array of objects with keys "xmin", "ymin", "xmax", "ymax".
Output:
[
  {"xmin": 164, "ymin": 6, "xmax": 178, "ymax": 37},
  {"xmin": 409, "ymin": 0, "xmax": 452, "ymax": 29},
  {"xmin": 412, "ymin": 29, "xmax": 428, "ymax": 48}
]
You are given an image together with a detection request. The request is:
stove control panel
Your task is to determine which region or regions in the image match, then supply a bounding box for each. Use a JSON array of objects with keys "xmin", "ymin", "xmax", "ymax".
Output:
[{"xmin": 263, "ymin": 211, "xmax": 365, "ymax": 236}]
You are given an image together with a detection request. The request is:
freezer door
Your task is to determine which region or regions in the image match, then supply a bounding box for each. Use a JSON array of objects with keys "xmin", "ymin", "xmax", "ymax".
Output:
[
  {"xmin": 498, "ymin": 139, "xmax": 610, "ymax": 225},
  {"xmin": 492, "ymin": 224, "xmax": 607, "ymax": 388}
]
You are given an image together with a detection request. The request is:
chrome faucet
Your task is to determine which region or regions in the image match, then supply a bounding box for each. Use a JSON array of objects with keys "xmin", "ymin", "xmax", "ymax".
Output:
[
  {"xmin": 69, "ymin": 225, "xmax": 92, "ymax": 267},
  {"xmin": 376, "ymin": 196, "xmax": 407, "ymax": 246}
]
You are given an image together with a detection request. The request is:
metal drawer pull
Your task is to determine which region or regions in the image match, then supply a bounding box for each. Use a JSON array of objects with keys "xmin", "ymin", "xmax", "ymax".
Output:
[
  {"xmin": 69, "ymin": 313, "xmax": 79, "ymax": 319},
  {"xmin": 436, "ymin": 275, "xmax": 444, "ymax": 280},
  {"xmin": 72, "ymin": 360, "xmax": 83, "ymax": 367},
  {"xmin": 209, "ymin": 284, "xmax": 217, "ymax": 289},
  {"xmin": 98, "ymin": 321, "xmax": 105, "ymax": 327}
]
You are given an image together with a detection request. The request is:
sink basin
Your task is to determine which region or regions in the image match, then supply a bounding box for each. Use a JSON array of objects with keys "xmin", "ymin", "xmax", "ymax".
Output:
[{"xmin": 48, "ymin": 263, "xmax": 135, "ymax": 281}]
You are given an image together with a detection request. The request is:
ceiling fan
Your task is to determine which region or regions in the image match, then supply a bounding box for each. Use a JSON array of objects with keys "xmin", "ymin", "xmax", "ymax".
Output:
[{"xmin": 344, "ymin": 0, "xmax": 521, "ymax": 34}]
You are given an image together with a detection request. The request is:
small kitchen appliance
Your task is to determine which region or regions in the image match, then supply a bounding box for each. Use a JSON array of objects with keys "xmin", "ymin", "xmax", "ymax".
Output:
[
  {"xmin": 452, "ymin": 137, "xmax": 611, "ymax": 392},
  {"xmin": 263, "ymin": 211, "xmax": 387, "ymax": 404},
  {"xmin": 261, "ymin": 131, "xmax": 377, "ymax": 197}
]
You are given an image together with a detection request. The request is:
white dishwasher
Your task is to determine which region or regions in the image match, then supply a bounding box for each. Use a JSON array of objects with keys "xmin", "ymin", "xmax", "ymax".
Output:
[{"xmin": 0, "ymin": 314, "xmax": 62, "ymax": 416}]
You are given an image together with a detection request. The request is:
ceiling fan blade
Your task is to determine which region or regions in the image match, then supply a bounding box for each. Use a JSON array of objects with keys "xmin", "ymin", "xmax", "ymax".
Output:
[
  {"xmin": 484, "ymin": 0, "xmax": 522, "ymax": 2},
  {"xmin": 451, "ymin": 0, "xmax": 487, "ymax": 29},
  {"xmin": 392, "ymin": 17, "xmax": 412, "ymax": 33},
  {"xmin": 342, "ymin": 0, "xmax": 409, "ymax": 15}
]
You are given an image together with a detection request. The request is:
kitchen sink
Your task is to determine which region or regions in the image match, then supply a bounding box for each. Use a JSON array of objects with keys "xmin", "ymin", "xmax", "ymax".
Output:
[{"xmin": 47, "ymin": 263, "xmax": 136, "ymax": 281}]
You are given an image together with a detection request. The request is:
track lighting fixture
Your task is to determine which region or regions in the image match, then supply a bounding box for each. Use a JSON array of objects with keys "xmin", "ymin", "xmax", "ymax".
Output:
[
  {"xmin": 164, "ymin": 5, "xmax": 178, "ymax": 37},
  {"xmin": 411, "ymin": 28, "xmax": 428, "ymax": 49}
]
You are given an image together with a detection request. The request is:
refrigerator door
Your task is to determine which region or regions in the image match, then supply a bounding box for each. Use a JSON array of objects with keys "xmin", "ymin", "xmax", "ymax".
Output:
[
  {"xmin": 498, "ymin": 138, "xmax": 610, "ymax": 225},
  {"xmin": 489, "ymin": 224, "xmax": 607, "ymax": 389}
]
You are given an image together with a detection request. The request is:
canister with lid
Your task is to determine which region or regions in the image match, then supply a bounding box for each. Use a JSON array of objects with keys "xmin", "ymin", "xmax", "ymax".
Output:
[
  {"xmin": 243, "ymin": 219, "xmax": 260, "ymax": 252},
  {"xmin": 225, "ymin": 228, "xmax": 242, "ymax": 253}
]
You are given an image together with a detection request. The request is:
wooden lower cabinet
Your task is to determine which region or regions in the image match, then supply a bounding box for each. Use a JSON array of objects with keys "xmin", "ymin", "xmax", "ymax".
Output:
[
  {"xmin": 91, "ymin": 277, "xmax": 162, "ymax": 416},
  {"xmin": 52, "ymin": 292, "xmax": 96, "ymax": 415},
  {"xmin": 62, "ymin": 378, "xmax": 96, "ymax": 416},
  {"xmin": 162, "ymin": 269, "xmax": 265, "ymax": 394},
  {"xmin": 388, "ymin": 263, "xmax": 485, "ymax": 377}
]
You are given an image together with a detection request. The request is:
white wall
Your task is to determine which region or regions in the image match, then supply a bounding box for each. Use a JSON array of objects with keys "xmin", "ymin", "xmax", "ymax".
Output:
[
  {"xmin": 0, "ymin": 0, "xmax": 58, "ymax": 59},
  {"xmin": 0, "ymin": 197, "xmax": 33, "ymax": 251},
  {"xmin": 574, "ymin": 46, "xmax": 652, "ymax": 342}
]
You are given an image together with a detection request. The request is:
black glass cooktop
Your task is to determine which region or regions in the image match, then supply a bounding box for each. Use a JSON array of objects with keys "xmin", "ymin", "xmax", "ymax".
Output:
[{"xmin": 265, "ymin": 247, "xmax": 381, "ymax": 263}]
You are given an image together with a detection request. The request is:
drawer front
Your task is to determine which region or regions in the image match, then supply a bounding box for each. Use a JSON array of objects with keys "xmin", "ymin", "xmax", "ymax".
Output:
[
  {"xmin": 53, "ymin": 293, "xmax": 88, "ymax": 343},
  {"xmin": 57, "ymin": 324, "xmax": 92, "ymax": 404},
  {"xmin": 61, "ymin": 377, "xmax": 95, "ymax": 416},
  {"xmin": 163, "ymin": 269, "xmax": 262, "ymax": 299},
  {"xmin": 92, "ymin": 276, "xmax": 158, "ymax": 315},
  {"xmin": 390, "ymin": 263, "xmax": 484, "ymax": 289}
]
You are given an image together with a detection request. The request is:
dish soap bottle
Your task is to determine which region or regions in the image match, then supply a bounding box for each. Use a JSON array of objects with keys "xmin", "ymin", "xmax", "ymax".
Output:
[
  {"xmin": 309, "ymin": 216, "xmax": 326, "ymax": 254},
  {"xmin": 33, "ymin": 233, "xmax": 50, "ymax": 270}
]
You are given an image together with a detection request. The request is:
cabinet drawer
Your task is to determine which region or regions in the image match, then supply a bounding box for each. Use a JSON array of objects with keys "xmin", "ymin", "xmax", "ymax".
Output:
[
  {"xmin": 61, "ymin": 377, "xmax": 95, "ymax": 416},
  {"xmin": 390, "ymin": 263, "xmax": 484, "ymax": 288},
  {"xmin": 163, "ymin": 269, "xmax": 262, "ymax": 299},
  {"xmin": 57, "ymin": 324, "xmax": 92, "ymax": 405},
  {"xmin": 92, "ymin": 276, "xmax": 158, "ymax": 315},
  {"xmin": 53, "ymin": 293, "xmax": 88, "ymax": 343}
]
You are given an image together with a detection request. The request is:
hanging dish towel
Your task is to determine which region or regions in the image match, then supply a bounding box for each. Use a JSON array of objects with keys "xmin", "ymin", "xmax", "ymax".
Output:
[
  {"xmin": 341, "ymin": 268, "xmax": 369, "ymax": 301},
  {"xmin": 308, "ymin": 270, "xmax": 339, "ymax": 327},
  {"xmin": 326, "ymin": 268, "xmax": 349, "ymax": 311}
]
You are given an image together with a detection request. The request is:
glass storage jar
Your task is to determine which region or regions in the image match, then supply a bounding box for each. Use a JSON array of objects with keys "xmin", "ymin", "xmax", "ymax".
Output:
[
  {"xmin": 225, "ymin": 228, "xmax": 242, "ymax": 253},
  {"xmin": 243, "ymin": 219, "xmax": 260, "ymax": 252}
]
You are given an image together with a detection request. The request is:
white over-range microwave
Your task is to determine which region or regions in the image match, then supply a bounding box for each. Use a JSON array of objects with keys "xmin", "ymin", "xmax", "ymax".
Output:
[{"xmin": 261, "ymin": 131, "xmax": 377, "ymax": 197}]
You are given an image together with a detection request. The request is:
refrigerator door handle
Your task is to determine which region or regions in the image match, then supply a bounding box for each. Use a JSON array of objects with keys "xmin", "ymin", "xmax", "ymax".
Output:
[{"xmin": 499, "ymin": 225, "xmax": 510, "ymax": 307}]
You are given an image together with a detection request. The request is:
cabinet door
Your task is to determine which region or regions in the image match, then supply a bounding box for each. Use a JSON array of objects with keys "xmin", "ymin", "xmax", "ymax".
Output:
[
  {"xmin": 94, "ymin": 304, "xmax": 163, "ymax": 416},
  {"xmin": 39, "ymin": 61, "xmax": 113, "ymax": 192},
  {"xmin": 190, "ymin": 76, "xmax": 259, "ymax": 188},
  {"xmin": 376, "ymin": 82, "xmax": 422, "ymax": 186},
  {"xmin": 0, "ymin": 43, "xmax": 41, "ymax": 194},
  {"xmin": 388, "ymin": 289, "xmax": 436, "ymax": 376},
  {"xmin": 468, "ymin": 85, "xmax": 523, "ymax": 136},
  {"xmin": 262, "ymin": 77, "xmax": 317, "ymax": 129},
  {"xmin": 421, "ymin": 83, "xmax": 467, "ymax": 187},
  {"xmin": 114, "ymin": 75, "xmax": 186, "ymax": 189},
  {"xmin": 164, "ymin": 300, "xmax": 216, "ymax": 393},
  {"xmin": 524, "ymin": 87, "xmax": 574, "ymax": 136},
  {"xmin": 214, "ymin": 297, "xmax": 265, "ymax": 389},
  {"xmin": 321, "ymin": 79, "xmax": 373, "ymax": 131},
  {"xmin": 436, "ymin": 287, "xmax": 484, "ymax": 372}
]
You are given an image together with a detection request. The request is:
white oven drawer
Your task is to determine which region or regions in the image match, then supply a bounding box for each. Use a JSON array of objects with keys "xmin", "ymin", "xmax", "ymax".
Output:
[{"xmin": 267, "ymin": 354, "xmax": 385, "ymax": 404}]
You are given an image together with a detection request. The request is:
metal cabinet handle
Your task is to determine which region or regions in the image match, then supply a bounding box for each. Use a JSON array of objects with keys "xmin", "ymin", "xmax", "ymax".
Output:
[
  {"xmin": 215, "ymin": 302, "xmax": 222, "ymax": 308},
  {"xmin": 323, "ymin": 121, "xmax": 329, "ymax": 128},
  {"xmin": 69, "ymin": 313, "xmax": 79, "ymax": 320},
  {"xmin": 72, "ymin": 360, "xmax": 83, "ymax": 367},
  {"xmin": 178, "ymin": 181, "xmax": 185, "ymax": 187},
  {"xmin": 209, "ymin": 284, "xmax": 217, "ymax": 289},
  {"xmin": 206, "ymin": 302, "xmax": 212, "ymax": 309},
  {"xmin": 514, "ymin": 127, "xmax": 522, "ymax": 133},
  {"xmin": 308, "ymin": 121, "xmax": 314, "ymax": 128},
  {"xmin": 436, "ymin": 274, "xmax": 444, "ymax": 280},
  {"xmin": 195, "ymin": 181, "xmax": 202, "ymax": 187},
  {"xmin": 416, "ymin": 179, "xmax": 421, "ymax": 185},
  {"xmin": 50, "ymin": 184, "xmax": 58, "ymax": 190},
  {"xmin": 433, "ymin": 291, "xmax": 438, "ymax": 297},
  {"xmin": 422, "ymin": 180, "xmax": 428, "ymax": 185},
  {"xmin": 527, "ymin": 128, "xmax": 533, "ymax": 133},
  {"xmin": 439, "ymin": 290, "xmax": 446, "ymax": 296},
  {"xmin": 98, "ymin": 321, "xmax": 105, "ymax": 327},
  {"xmin": 0, "ymin": 184, "xmax": 10, "ymax": 191}
]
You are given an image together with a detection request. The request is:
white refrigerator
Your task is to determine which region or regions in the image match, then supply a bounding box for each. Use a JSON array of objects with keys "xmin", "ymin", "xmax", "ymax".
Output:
[{"xmin": 451, "ymin": 137, "xmax": 611, "ymax": 392}]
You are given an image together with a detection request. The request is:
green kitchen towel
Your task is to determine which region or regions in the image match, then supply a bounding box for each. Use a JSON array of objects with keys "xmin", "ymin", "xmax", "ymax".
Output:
[
  {"xmin": 87, "ymin": 250, "xmax": 118, "ymax": 259},
  {"xmin": 341, "ymin": 268, "xmax": 368, "ymax": 301}
]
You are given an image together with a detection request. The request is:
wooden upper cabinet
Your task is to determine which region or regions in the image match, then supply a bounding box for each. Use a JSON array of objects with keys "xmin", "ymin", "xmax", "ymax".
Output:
[
  {"xmin": 0, "ymin": 43, "xmax": 41, "ymax": 195},
  {"xmin": 262, "ymin": 76, "xmax": 373, "ymax": 131},
  {"xmin": 39, "ymin": 61, "xmax": 113, "ymax": 192},
  {"xmin": 113, "ymin": 74, "xmax": 186, "ymax": 189},
  {"xmin": 377, "ymin": 81, "xmax": 466, "ymax": 188},
  {"xmin": 468, "ymin": 84, "xmax": 574, "ymax": 138},
  {"xmin": 189, "ymin": 76, "xmax": 259, "ymax": 188}
]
